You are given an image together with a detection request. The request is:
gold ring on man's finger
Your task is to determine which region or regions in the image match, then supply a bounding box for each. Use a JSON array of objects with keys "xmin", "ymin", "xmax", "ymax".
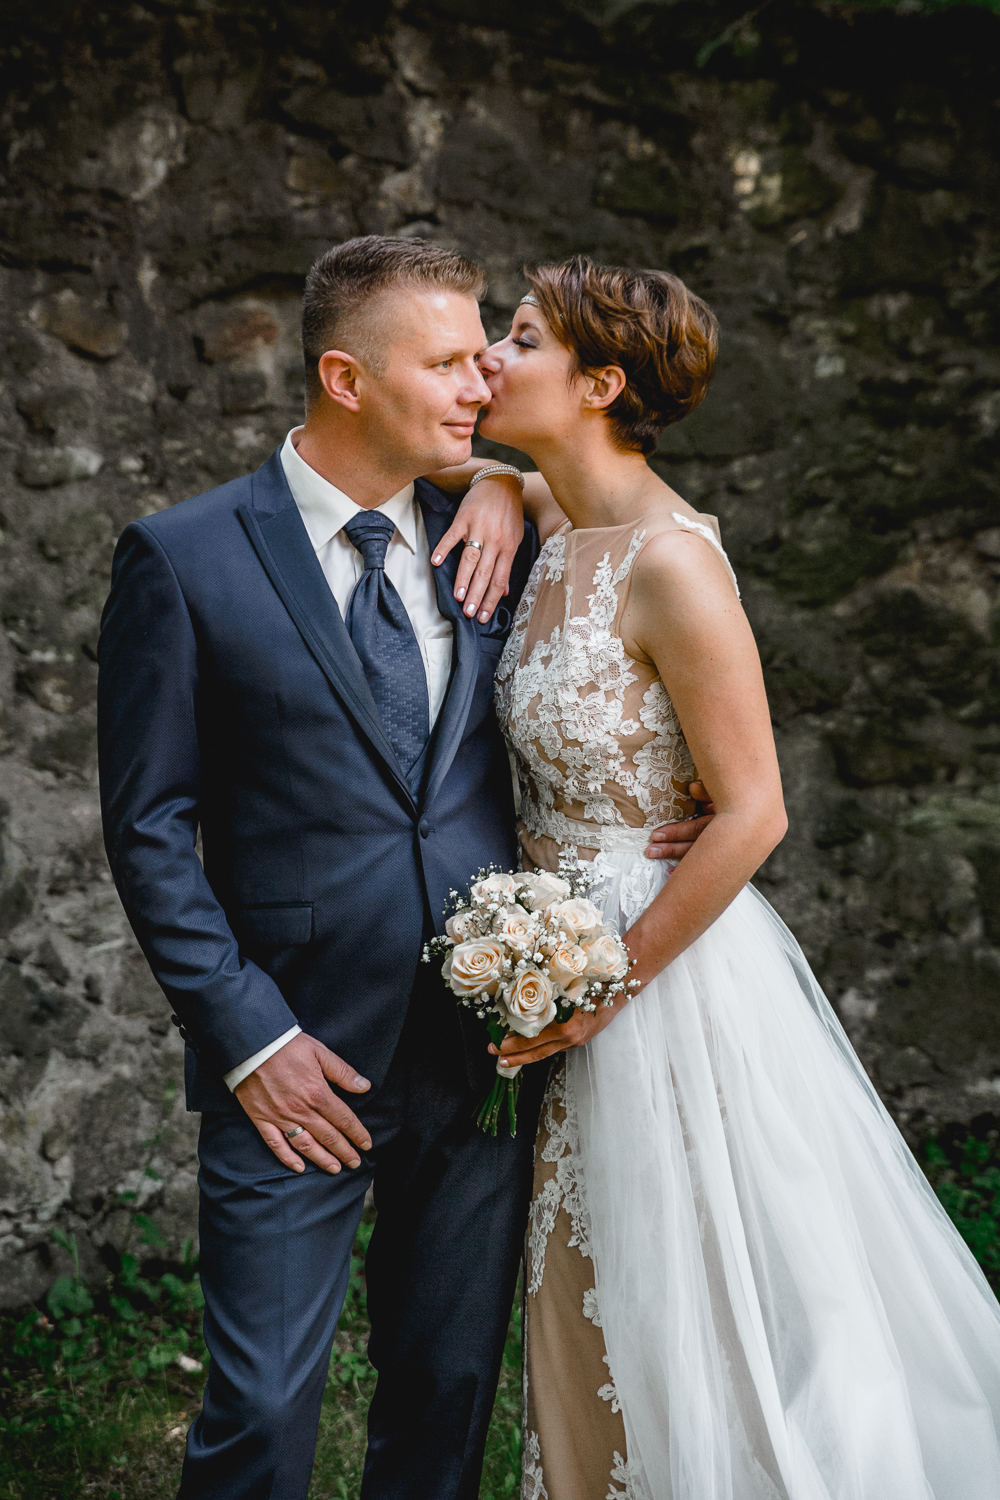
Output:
[{"xmin": 284, "ymin": 1125, "xmax": 305, "ymax": 1140}]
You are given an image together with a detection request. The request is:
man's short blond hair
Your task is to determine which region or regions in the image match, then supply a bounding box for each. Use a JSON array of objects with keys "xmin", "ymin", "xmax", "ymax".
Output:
[{"xmin": 301, "ymin": 235, "xmax": 487, "ymax": 404}]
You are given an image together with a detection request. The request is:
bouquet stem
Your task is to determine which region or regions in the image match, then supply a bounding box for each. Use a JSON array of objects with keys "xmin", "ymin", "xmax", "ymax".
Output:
[
  {"xmin": 475, "ymin": 1069, "xmax": 522, "ymax": 1137},
  {"xmin": 474, "ymin": 1018, "xmax": 521, "ymax": 1137}
]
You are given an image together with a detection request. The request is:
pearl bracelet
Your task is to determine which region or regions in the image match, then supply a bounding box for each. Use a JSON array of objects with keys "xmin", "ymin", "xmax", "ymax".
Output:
[{"xmin": 467, "ymin": 462, "xmax": 525, "ymax": 492}]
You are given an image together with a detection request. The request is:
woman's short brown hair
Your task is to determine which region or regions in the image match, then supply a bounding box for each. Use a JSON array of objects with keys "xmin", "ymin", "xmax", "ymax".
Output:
[{"xmin": 524, "ymin": 256, "xmax": 718, "ymax": 456}]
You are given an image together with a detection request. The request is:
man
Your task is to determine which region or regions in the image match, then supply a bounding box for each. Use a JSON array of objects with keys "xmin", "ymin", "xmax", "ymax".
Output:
[{"xmin": 98, "ymin": 236, "xmax": 706, "ymax": 1499}]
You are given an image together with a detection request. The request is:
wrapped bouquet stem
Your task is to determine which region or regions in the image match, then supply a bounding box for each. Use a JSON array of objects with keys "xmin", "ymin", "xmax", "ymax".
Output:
[{"xmin": 423, "ymin": 852, "xmax": 637, "ymax": 1135}]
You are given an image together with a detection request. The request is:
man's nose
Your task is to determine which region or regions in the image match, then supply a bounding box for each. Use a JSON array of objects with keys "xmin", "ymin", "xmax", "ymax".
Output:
[{"xmin": 460, "ymin": 363, "xmax": 493, "ymax": 407}]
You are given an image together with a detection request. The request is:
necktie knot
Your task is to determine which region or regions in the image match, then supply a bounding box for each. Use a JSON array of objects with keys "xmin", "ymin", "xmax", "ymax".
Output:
[{"xmin": 343, "ymin": 511, "xmax": 395, "ymax": 572}]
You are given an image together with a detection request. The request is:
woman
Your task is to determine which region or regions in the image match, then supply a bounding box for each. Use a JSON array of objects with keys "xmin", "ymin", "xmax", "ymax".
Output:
[{"xmin": 469, "ymin": 259, "xmax": 1000, "ymax": 1499}]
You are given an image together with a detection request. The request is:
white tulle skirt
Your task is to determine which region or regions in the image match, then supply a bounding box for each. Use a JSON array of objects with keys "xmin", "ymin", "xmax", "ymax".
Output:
[{"xmin": 567, "ymin": 846, "xmax": 1000, "ymax": 1500}]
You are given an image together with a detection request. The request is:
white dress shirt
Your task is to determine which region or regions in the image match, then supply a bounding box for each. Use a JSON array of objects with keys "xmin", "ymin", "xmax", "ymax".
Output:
[{"xmin": 224, "ymin": 428, "xmax": 455, "ymax": 1091}]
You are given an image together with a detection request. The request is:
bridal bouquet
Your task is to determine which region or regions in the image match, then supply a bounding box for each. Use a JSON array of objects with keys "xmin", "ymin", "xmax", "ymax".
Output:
[{"xmin": 423, "ymin": 854, "xmax": 635, "ymax": 1135}]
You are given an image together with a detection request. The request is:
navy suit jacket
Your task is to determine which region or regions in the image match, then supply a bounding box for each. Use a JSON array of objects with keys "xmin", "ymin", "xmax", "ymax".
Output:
[{"xmin": 98, "ymin": 448, "xmax": 538, "ymax": 1112}]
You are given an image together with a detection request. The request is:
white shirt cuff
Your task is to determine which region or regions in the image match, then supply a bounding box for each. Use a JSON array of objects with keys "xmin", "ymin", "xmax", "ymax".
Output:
[{"xmin": 223, "ymin": 1025, "xmax": 302, "ymax": 1091}]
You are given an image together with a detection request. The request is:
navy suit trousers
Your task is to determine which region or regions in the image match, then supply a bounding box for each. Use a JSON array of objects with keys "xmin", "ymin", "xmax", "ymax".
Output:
[{"xmin": 178, "ymin": 971, "xmax": 547, "ymax": 1500}]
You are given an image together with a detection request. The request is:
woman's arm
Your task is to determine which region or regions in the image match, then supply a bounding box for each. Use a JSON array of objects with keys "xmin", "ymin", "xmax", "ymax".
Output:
[
  {"xmin": 427, "ymin": 459, "xmax": 564, "ymax": 539},
  {"xmin": 425, "ymin": 461, "xmax": 568, "ymax": 620},
  {"xmin": 495, "ymin": 530, "xmax": 786, "ymax": 1069}
]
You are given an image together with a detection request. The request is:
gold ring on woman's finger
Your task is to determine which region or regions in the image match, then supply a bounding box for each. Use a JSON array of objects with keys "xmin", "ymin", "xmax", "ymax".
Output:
[{"xmin": 284, "ymin": 1125, "xmax": 305, "ymax": 1140}]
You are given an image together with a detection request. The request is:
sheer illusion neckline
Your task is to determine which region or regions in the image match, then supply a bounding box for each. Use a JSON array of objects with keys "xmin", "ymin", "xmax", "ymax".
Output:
[{"xmin": 558, "ymin": 506, "xmax": 719, "ymax": 537}]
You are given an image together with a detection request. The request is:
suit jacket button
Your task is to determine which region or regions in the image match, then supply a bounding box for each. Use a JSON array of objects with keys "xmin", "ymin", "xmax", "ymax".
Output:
[{"xmin": 419, "ymin": 820, "xmax": 430, "ymax": 839}]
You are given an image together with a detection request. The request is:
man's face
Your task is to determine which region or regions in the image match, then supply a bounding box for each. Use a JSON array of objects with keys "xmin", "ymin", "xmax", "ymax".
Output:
[{"xmin": 356, "ymin": 288, "xmax": 492, "ymax": 473}]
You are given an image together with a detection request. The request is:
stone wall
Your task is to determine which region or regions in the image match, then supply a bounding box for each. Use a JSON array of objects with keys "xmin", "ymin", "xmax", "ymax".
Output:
[{"xmin": 2, "ymin": 0, "xmax": 1000, "ymax": 1305}]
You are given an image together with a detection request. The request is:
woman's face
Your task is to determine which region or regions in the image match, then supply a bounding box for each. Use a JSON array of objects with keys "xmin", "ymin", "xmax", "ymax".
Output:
[{"xmin": 477, "ymin": 304, "xmax": 584, "ymax": 453}]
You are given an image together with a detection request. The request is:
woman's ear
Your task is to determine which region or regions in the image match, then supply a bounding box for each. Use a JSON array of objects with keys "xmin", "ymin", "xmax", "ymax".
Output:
[{"xmin": 582, "ymin": 365, "xmax": 627, "ymax": 411}]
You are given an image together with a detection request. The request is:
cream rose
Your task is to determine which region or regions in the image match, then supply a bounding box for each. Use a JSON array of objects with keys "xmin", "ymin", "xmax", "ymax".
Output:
[
  {"xmin": 493, "ymin": 904, "xmax": 538, "ymax": 949},
  {"xmin": 501, "ymin": 966, "xmax": 557, "ymax": 1037},
  {"xmin": 550, "ymin": 897, "xmax": 605, "ymax": 940},
  {"xmin": 582, "ymin": 933, "xmax": 629, "ymax": 982},
  {"xmin": 548, "ymin": 941, "xmax": 588, "ymax": 992},
  {"xmin": 445, "ymin": 908, "xmax": 478, "ymax": 943},
  {"xmin": 444, "ymin": 938, "xmax": 504, "ymax": 996},
  {"xmin": 516, "ymin": 871, "xmax": 571, "ymax": 912},
  {"xmin": 471, "ymin": 872, "xmax": 519, "ymax": 906}
]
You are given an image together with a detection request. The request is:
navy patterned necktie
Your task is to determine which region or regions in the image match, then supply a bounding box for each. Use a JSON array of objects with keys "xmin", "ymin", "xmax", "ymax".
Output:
[{"xmin": 342, "ymin": 510, "xmax": 430, "ymax": 785}]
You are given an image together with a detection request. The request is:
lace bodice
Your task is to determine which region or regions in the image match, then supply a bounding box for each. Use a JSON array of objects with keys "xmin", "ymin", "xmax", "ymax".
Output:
[{"xmin": 496, "ymin": 511, "xmax": 738, "ymax": 855}]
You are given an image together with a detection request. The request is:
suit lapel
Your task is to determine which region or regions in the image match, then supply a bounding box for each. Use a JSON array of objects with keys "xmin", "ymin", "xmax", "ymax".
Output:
[
  {"xmin": 417, "ymin": 479, "xmax": 482, "ymax": 811},
  {"xmin": 238, "ymin": 450, "xmax": 414, "ymax": 809}
]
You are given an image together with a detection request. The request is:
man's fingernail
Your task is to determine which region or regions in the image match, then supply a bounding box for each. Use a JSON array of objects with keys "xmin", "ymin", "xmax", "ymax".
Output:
[
  {"xmin": 354, "ymin": 1075, "xmax": 370, "ymax": 1089},
  {"xmin": 361, "ymin": 1139, "xmax": 372, "ymax": 1152}
]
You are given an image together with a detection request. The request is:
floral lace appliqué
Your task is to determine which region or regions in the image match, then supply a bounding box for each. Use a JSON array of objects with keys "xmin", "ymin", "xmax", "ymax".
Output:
[
  {"xmin": 598, "ymin": 1355, "xmax": 622, "ymax": 1413},
  {"xmin": 582, "ymin": 1287, "xmax": 603, "ymax": 1327},
  {"xmin": 497, "ymin": 526, "xmax": 703, "ymax": 852},
  {"xmin": 527, "ymin": 1065, "xmax": 594, "ymax": 1296},
  {"xmin": 607, "ymin": 1451, "xmax": 639, "ymax": 1500},
  {"xmin": 522, "ymin": 1430, "xmax": 549, "ymax": 1500},
  {"xmin": 544, "ymin": 531, "xmax": 566, "ymax": 582}
]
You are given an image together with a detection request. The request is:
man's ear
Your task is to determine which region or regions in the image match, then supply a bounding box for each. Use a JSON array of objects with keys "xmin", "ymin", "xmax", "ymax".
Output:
[
  {"xmin": 317, "ymin": 349, "xmax": 364, "ymax": 413},
  {"xmin": 582, "ymin": 365, "xmax": 627, "ymax": 412}
]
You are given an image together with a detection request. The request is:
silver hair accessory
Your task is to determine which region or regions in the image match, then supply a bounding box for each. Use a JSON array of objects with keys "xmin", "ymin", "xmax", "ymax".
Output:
[
  {"xmin": 519, "ymin": 293, "xmax": 540, "ymax": 307},
  {"xmin": 467, "ymin": 463, "xmax": 525, "ymax": 492}
]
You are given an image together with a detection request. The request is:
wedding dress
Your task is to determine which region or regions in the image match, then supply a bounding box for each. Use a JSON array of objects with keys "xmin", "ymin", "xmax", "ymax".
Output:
[{"xmin": 495, "ymin": 514, "xmax": 1000, "ymax": 1500}]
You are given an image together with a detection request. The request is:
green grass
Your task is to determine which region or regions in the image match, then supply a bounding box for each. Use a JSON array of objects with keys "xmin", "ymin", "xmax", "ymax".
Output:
[
  {"xmin": 0, "ymin": 1212, "xmax": 523, "ymax": 1500},
  {"xmin": 4, "ymin": 1125, "xmax": 999, "ymax": 1499},
  {"xmin": 0, "ymin": 1227, "xmax": 209, "ymax": 1500},
  {"xmin": 921, "ymin": 1120, "xmax": 1000, "ymax": 1293}
]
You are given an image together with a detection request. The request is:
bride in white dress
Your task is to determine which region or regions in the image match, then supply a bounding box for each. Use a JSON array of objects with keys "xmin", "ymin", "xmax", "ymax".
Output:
[{"xmin": 472, "ymin": 257, "xmax": 1000, "ymax": 1500}]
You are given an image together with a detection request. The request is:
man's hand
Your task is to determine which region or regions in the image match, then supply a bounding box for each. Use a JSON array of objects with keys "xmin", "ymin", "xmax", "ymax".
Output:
[
  {"xmin": 644, "ymin": 780, "xmax": 716, "ymax": 860},
  {"xmin": 430, "ymin": 474, "xmax": 525, "ymax": 623},
  {"xmin": 234, "ymin": 1032, "xmax": 372, "ymax": 1175}
]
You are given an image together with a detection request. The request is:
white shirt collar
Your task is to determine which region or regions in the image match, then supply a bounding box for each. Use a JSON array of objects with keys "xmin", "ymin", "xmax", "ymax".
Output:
[{"xmin": 280, "ymin": 428, "xmax": 417, "ymax": 555}]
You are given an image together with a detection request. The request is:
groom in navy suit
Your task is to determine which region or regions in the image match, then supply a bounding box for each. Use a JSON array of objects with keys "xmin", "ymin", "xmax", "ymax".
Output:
[{"xmin": 99, "ymin": 236, "xmax": 548, "ymax": 1500}]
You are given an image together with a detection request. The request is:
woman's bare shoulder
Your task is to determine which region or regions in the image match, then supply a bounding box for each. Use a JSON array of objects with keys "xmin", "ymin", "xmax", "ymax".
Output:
[{"xmin": 631, "ymin": 515, "xmax": 734, "ymax": 597}]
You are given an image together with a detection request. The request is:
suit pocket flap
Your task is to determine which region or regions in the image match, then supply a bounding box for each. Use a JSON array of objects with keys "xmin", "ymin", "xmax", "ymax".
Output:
[{"xmin": 236, "ymin": 903, "xmax": 312, "ymax": 946}]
